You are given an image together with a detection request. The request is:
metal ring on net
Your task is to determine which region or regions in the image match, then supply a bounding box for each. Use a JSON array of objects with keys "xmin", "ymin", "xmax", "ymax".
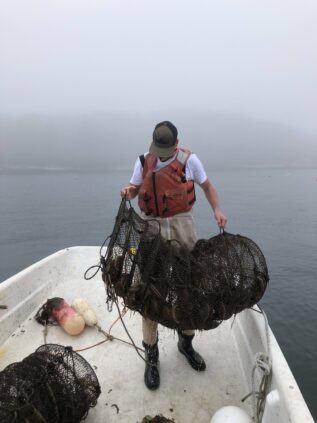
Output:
[{"xmin": 102, "ymin": 199, "xmax": 269, "ymax": 331}]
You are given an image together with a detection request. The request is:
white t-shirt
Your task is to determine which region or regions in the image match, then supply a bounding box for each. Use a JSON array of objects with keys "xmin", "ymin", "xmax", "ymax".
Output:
[{"xmin": 130, "ymin": 152, "xmax": 207, "ymax": 186}]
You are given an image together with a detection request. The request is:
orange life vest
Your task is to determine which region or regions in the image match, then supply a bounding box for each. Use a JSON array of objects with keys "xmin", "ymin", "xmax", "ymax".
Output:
[{"xmin": 138, "ymin": 148, "xmax": 196, "ymax": 217}]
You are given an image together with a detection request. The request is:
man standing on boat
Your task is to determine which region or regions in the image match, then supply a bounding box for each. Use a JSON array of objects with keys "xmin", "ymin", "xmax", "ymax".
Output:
[{"xmin": 120, "ymin": 121, "xmax": 227, "ymax": 390}]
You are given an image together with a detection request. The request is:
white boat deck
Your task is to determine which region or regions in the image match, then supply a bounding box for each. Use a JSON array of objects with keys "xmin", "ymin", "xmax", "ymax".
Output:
[{"xmin": 0, "ymin": 247, "xmax": 314, "ymax": 423}]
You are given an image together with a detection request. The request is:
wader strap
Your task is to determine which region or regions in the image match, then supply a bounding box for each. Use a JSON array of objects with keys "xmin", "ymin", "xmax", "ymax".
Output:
[
  {"xmin": 176, "ymin": 150, "xmax": 190, "ymax": 167},
  {"xmin": 139, "ymin": 154, "xmax": 145, "ymax": 168}
]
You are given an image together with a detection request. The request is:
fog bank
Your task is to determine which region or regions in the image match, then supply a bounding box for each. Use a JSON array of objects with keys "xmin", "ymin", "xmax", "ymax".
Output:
[{"xmin": 1, "ymin": 111, "xmax": 316, "ymax": 172}]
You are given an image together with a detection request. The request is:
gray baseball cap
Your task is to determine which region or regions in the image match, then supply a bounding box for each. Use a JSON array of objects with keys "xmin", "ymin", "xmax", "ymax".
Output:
[{"xmin": 149, "ymin": 121, "xmax": 178, "ymax": 158}]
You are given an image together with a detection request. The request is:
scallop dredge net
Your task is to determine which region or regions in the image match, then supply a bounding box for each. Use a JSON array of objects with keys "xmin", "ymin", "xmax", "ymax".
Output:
[
  {"xmin": 102, "ymin": 199, "xmax": 269, "ymax": 331},
  {"xmin": 0, "ymin": 344, "xmax": 101, "ymax": 423}
]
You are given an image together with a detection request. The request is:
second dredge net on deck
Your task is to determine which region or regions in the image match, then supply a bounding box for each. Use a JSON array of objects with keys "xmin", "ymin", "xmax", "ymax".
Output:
[
  {"xmin": 0, "ymin": 344, "xmax": 101, "ymax": 423},
  {"xmin": 103, "ymin": 200, "xmax": 269, "ymax": 331}
]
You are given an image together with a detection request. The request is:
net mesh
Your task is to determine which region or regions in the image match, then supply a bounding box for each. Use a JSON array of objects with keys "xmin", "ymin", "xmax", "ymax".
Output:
[
  {"xmin": 0, "ymin": 344, "xmax": 101, "ymax": 423},
  {"xmin": 102, "ymin": 199, "xmax": 269, "ymax": 330},
  {"xmin": 142, "ymin": 416, "xmax": 174, "ymax": 423}
]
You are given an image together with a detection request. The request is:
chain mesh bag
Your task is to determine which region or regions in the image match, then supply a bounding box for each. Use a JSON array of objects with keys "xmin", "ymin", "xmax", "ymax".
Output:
[
  {"xmin": 0, "ymin": 344, "xmax": 101, "ymax": 423},
  {"xmin": 102, "ymin": 199, "xmax": 269, "ymax": 330}
]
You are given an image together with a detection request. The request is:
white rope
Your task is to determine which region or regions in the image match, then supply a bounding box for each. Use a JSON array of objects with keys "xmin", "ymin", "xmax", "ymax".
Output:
[
  {"xmin": 242, "ymin": 306, "xmax": 272, "ymax": 423},
  {"xmin": 252, "ymin": 306, "xmax": 272, "ymax": 422},
  {"xmin": 251, "ymin": 353, "xmax": 272, "ymax": 421}
]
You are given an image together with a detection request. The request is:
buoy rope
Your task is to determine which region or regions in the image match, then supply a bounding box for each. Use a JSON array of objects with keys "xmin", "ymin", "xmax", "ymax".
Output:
[{"xmin": 40, "ymin": 302, "xmax": 144, "ymax": 355}]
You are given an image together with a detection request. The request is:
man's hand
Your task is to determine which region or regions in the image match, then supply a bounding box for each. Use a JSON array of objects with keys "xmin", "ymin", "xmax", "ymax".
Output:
[
  {"xmin": 120, "ymin": 184, "xmax": 139, "ymax": 200},
  {"xmin": 214, "ymin": 209, "xmax": 227, "ymax": 229},
  {"xmin": 200, "ymin": 179, "xmax": 228, "ymax": 229}
]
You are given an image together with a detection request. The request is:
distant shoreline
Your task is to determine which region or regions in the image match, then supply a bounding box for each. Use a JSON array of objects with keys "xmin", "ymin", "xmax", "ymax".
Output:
[{"xmin": 1, "ymin": 163, "xmax": 317, "ymax": 175}]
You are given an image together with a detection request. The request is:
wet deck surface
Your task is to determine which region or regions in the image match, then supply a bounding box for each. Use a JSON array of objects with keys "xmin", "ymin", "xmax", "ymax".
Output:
[{"xmin": 0, "ymin": 248, "xmax": 252, "ymax": 423}]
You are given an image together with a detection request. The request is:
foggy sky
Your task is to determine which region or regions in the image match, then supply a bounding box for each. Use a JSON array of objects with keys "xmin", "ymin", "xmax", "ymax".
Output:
[
  {"xmin": 1, "ymin": 1, "xmax": 317, "ymax": 131},
  {"xmin": 1, "ymin": 0, "xmax": 317, "ymax": 169}
]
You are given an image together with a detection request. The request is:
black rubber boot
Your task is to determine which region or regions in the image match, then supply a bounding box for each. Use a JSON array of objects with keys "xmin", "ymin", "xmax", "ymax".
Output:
[
  {"xmin": 177, "ymin": 331, "xmax": 206, "ymax": 371},
  {"xmin": 143, "ymin": 340, "xmax": 160, "ymax": 390}
]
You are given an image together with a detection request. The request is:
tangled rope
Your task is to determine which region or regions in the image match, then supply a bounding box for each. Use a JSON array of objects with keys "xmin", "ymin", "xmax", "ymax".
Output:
[{"xmin": 242, "ymin": 306, "xmax": 272, "ymax": 422}]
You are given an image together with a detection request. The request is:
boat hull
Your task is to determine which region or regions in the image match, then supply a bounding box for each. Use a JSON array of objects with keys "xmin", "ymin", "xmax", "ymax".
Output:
[{"xmin": 0, "ymin": 247, "xmax": 313, "ymax": 422}]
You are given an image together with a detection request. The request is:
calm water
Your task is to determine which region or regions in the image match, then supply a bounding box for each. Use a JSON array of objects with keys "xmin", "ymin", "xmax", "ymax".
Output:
[{"xmin": 1, "ymin": 167, "xmax": 317, "ymax": 418}]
